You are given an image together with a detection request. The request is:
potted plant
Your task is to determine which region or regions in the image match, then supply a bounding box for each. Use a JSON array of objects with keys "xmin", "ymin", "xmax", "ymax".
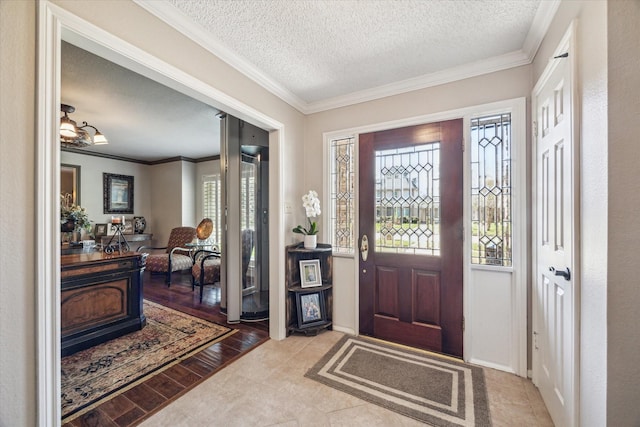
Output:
[
  {"xmin": 60, "ymin": 193, "xmax": 92, "ymax": 240},
  {"xmin": 292, "ymin": 190, "xmax": 321, "ymax": 249}
]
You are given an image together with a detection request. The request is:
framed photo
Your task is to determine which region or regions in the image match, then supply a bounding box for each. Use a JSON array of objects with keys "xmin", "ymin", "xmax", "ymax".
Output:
[
  {"xmin": 94, "ymin": 223, "xmax": 108, "ymax": 238},
  {"xmin": 296, "ymin": 290, "xmax": 327, "ymax": 329},
  {"xmin": 299, "ymin": 259, "xmax": 322, "ymax": 288},
  {"xmin": 103, "ymin": 173, "xmax": 134, "ymax": 214},
  {"xmin": 123, "ymin": 217, "xmax": 134, "ymax": 234}
]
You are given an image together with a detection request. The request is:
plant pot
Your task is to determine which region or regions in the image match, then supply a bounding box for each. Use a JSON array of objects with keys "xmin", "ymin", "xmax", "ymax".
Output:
[
  {"xmin": 304, "ymin": 234, "xmax": 317, "ymax": 249},
  {"xmin": 61, "ymin": 220, "xmax": 75, "ymax": 232}
]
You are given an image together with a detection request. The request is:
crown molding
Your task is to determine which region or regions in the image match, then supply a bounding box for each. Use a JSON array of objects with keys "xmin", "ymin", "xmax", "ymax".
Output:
[
  {"xmin": 134, "ymin": 0, "xmax": 307, "ymax": 112},
  {"xmin": 304, "ymin": 50, "xmax": 531, "ymax": 114},
  {"xmin": 522, "ymin": 0, "xmax": 561, "ymax": 61},
  {"xmin": 61, "ymin": 147, "xmax": 220, "ymax": 164},
  {"xmin": 134, "ymin": 0, "xmax": 558, "ymax": 115}
]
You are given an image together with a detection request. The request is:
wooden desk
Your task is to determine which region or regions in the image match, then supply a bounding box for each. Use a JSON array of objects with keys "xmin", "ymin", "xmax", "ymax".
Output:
[{"xmin": 60, "ymin": 251, "xmax": 146, "ymax": 356}]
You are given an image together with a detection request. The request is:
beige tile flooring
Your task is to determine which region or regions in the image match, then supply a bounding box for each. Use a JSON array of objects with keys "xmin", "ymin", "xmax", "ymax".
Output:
[{"xmin": 141, "ymin": 331, "xmax": 554, "ymax": 426}]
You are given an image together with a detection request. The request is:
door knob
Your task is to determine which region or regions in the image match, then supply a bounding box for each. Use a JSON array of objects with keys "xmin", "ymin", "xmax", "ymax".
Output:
[
  {"xmin": 360, "ymin": 235, "xmax": 369, "ymax": 262},
  {"xmin": 549, "ymin": 266, "xmax": 571, "ymax": 281}
]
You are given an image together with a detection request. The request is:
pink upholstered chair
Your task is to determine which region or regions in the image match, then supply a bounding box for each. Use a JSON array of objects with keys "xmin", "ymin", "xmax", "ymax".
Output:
[{"xmin": 138, "ymin": 226, "xmax": 196, "ymax": 286}]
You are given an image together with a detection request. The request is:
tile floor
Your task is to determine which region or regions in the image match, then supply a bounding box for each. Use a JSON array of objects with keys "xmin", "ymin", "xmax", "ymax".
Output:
[{"xmin": 140, "ymin": 331, "xmax": 555, "ymax": 426}]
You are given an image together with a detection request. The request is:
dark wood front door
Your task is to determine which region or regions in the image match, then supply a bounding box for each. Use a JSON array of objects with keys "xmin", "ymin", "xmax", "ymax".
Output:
[{"xmin": 358, "ymin": 119, "xmax": 463, "ymax": 357}]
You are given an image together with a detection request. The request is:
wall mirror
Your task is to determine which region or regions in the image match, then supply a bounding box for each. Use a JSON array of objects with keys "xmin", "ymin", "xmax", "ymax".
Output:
[{"xmin": 61, "ymin": 163, "xmax": 81, "ymax": 206}]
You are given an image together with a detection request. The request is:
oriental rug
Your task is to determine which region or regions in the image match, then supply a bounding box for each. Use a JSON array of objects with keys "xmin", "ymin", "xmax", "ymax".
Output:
[
  {"xmin": 61, "ymin": 300, "xmax": 235, "ymax": 421},
  {"xmin": 305, "ymin": 336, "xmax": 492, "ymax": 427}
]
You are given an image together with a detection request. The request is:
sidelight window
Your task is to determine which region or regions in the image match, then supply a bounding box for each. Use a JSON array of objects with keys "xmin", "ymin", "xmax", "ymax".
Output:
[
  {"xmin": 329, "ymin": 137, "xmax": 355, "ymax": 255},
  {"xmin": 470, "ymin": 113, "xmax": 513, "ymax": 266}
]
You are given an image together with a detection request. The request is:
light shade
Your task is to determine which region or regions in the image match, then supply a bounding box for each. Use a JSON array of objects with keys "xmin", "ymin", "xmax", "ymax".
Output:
[
  {"xmin": 60, "ymin": 117, "xmax": 77, "ymax": 138},
  {"xmin": 92, "ymin": 132, "xmax": 108, "ymax": 145},
  {"xmin": 60, "ymin": 104, "xmax": 108, "ymax": 148}
]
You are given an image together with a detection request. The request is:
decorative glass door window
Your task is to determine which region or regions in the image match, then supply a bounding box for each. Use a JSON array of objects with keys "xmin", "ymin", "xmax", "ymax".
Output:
[{"xmin": 375, "ymin": 143, "xmax": 440, "ymax": 255}]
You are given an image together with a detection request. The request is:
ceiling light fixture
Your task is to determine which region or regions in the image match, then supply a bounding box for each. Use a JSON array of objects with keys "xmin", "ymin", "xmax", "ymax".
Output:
[{"xmin": 60, "ymin": 104, "xmax": 108, "ymax": 148}]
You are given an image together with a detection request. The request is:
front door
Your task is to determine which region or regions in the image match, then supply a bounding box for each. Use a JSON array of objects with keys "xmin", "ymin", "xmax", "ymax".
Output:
[
  {"xmin": 358, "ymin": 120, "xmax": 464, "ymax": 357},
  {"xmin": 532, "ymin": 35, "xmax": 577, "ymax": 426}
]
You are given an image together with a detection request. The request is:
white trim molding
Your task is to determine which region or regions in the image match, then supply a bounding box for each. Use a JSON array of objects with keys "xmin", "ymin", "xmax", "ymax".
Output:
[
  {"xmin": 37, "ymin": 2, "xmax": 288, "ymax": 424},
  {"xmin": 463, "ymin": 98, "xmax": 528, "ymax": 377},
  {"xmin": 36, "ymin": 3, "xmax": 62, "ymax": 424}
]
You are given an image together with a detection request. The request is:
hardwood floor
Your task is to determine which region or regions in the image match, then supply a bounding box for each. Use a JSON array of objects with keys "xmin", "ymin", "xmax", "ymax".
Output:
[{"xmin": 63, "ymin": 270, "xmax": 270, "ymax": 427}]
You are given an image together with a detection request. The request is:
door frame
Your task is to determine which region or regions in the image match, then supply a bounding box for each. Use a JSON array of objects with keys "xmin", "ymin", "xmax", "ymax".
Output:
[
  {"xmin": 323, "ymin": 97, "xmax": 527, "ymax": 373},
  {"xmin": 531, "ymin": 20, "xmax": 580, "ymax": 426},
  {"xmin": 36, "ymin": 2, "xmax": 287, "ymax": 423}
]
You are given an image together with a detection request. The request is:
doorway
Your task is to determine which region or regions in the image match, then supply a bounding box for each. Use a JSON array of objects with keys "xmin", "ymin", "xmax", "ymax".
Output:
[
  {"xmin": 220, "ymin": 114, "xmax": 270, "ymax": 322},
  {"xmin": 358, "ymin": 120, "xmax": 464, "ymax": 357},
  {"xmin": 37, "ymin": 5, "xmax": 287, "ymax": 422}
]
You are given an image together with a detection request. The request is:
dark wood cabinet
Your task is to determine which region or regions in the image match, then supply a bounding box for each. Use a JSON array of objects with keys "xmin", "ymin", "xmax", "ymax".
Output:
[
  {"xmin": 285, "ymin": 243, "xmax": 333, "ymax": 336},
  {"xmin": 60, "ymin": 252, "xmax": 146, "ymax": 356}
]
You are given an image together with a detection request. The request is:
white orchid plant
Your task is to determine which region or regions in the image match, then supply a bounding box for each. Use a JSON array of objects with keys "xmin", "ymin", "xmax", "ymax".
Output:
[{"xmin": 292, "ymin": 190, "xmax": 321, "ymax": 235}]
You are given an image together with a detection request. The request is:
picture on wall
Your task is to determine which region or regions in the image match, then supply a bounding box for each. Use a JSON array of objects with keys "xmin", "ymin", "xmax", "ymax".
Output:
[{"xmin": 103, "ymin": 173, "xmax": 134, "ymax": 214}]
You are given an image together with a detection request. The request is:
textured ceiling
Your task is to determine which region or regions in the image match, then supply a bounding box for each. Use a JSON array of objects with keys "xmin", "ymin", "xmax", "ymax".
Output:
[
  {"xmin": 164, "ymin": 0, "xmax": 544, "ymax": 108},
  {"xmin": 62, "ymin": 0, "xmax": 554, "ymax": 161}
]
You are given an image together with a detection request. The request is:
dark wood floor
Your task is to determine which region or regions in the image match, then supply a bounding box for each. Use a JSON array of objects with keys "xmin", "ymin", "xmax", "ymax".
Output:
[{"xmin": 63, "ymin": 271, "xmax": 270, "ymax": 427}]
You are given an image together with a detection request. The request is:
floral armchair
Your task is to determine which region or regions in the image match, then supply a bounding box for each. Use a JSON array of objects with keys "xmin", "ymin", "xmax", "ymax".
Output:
[{"xmin": 138, "ymin": 226, "xmax": 196, "ymax": 286}]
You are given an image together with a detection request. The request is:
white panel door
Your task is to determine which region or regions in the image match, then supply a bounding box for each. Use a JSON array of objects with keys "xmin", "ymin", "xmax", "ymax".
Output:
[{"xmin": 533, "ymin": 31, "xmax": 577, "ymax": 427}]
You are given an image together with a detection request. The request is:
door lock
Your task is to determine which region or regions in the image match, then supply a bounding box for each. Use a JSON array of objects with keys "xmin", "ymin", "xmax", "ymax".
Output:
[{"xmin": 549, "ymin": 266, "xmax": 571, "ymax": 281}]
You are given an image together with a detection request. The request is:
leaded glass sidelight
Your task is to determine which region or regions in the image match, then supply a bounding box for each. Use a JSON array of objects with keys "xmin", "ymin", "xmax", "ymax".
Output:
[
  {"xmin": 375, "ymin": 143, "xmax": 440, "ymax": 256},
  {"xmin": 470, "ymin": 113, "xmax": 512, "ymax": 266},
  {"xmin": 330, "ymin": 137, "xmax": 355, "ymax": 254}
]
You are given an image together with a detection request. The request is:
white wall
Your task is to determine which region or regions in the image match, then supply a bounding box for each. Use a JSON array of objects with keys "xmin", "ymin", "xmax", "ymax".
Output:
[
  {"xmin": 606, "ymin": 1, "xmax": 640, "ymax": 425},
  {"xmin": 181, "ymin": 160, "xmax": 197, "ymax": 226},
  {"xmin": 149, "ymin": 161, "xmax": 186, "ymax": 245},
  {"xmin": 60, "ymin": 151, "xmax": 152, "ymax": 238},
  {"xmin": 58, "ymin": 152, "xmax": 219, "ymax": 246},
  {"xmin": 532, "ymin": 2, "xmax": 609, "ymax": 425},
  {"xmin": 0, "ymin": 1, "xmax": 36, "ymax": 425}
]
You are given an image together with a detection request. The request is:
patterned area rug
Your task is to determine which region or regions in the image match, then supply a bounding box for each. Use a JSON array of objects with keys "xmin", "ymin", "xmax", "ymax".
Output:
[
  {"xmin": 305, "ymin": 336, "xmax": 492, "ymax": 427},
  {"xmin": 61, "ymin": 300, "xmax": 234, "ymax": 421}
]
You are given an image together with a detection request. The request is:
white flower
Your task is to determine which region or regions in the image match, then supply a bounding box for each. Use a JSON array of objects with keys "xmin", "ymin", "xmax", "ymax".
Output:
[
  {"xmin": 292, "ymin": 190, "xmax": 321, "ymax": 235},
  {"xmin": 302, "ymin": 190, "xmax": 321, "ymax": 218}
]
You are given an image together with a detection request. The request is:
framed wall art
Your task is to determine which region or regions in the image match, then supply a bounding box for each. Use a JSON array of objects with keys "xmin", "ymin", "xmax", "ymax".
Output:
[{"xmin": 103, "ymin": 173, "xmax": 134, "ymax": 214}]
